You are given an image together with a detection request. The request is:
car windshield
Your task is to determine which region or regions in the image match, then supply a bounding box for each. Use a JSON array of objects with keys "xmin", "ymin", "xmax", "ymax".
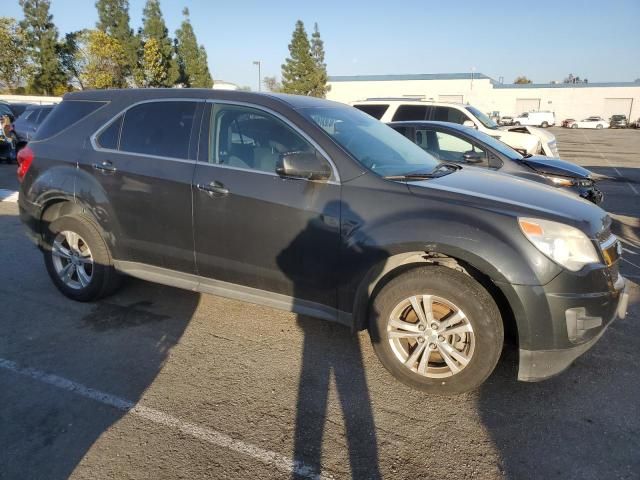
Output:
[
  {"xmin": 466, "ymin": 106, "xmax": 499, "ymax": 129},
  {"xmin": 301, "ymin": 105, "xmax": 440, "ymax": 177}
]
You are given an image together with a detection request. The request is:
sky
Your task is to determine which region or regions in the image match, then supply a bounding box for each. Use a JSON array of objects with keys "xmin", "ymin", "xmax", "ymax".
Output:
[{"xmin": 4, "ymin": 0, "xmax": 640, "ymax": 89}]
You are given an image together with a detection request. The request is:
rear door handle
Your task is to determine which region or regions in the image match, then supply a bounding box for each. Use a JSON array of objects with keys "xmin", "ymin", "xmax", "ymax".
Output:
[
  {"xmin": 93, "ymin": 161, "xmax": 117, "ymax": 173},
  {"xmin": 197, "ymin": 181, "xmax": 229, "ymax": 197}
]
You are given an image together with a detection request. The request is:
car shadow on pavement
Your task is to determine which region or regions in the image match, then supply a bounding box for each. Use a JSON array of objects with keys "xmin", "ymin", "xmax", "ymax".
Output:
[
  {"xmin": 277, "ymin": 200, "xmax": 383, "ymax": 479},
  {"xmin": 0, "ymin": 208, "xmax": 199, "ymax": 479}
]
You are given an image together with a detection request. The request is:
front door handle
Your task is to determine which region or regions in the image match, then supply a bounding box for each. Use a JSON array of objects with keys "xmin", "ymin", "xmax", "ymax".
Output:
[
  {"xmin": 93, "ymin": 161, "xmax": 117, "ymax": 173},
  {"xmin": 197, "ymin": 181, "xmax": 229, "ymax": 197}
]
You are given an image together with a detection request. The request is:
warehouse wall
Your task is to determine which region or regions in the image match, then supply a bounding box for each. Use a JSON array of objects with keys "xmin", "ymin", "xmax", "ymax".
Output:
[{"xmin": 327, "ymin": 78, "xmax": 640, "ymax": 122}]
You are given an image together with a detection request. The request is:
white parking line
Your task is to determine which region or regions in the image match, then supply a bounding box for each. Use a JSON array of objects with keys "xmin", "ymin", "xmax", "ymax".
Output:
[
  {"xmin": 0, "ymin": 189, "xmax": 18, "ymax": 202},
  {"xmin": 581, "ymin": 130, "xmax": 639, "ymax": 195},
  {"xmin": 0, "ymin": 358, "xmax": 329, "ymax": 480}
]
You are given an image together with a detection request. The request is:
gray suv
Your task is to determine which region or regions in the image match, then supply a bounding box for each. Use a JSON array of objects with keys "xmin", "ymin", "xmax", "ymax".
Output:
[{"xmin": 17, "ymin": 89, "xmax": 628, "ymax": 394}]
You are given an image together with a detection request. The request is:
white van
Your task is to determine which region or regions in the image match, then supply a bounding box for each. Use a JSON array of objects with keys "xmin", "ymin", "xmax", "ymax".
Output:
[
  {"xmin": 351, "ymin": 99, "xmax": 559, "ymax": 157},
  {"xmin": 513, "ymin": 111, "xmax": 556, "ymax": 128}
]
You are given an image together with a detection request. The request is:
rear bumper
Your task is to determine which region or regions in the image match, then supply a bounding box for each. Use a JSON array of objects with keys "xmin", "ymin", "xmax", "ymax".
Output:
[
  {"xmin": 516, "ymin": 275, "xmax": 628, "ymax": 382},
  {"xmin": 18, "ymin": 192, "xmax": 42, "ymax": 246}
]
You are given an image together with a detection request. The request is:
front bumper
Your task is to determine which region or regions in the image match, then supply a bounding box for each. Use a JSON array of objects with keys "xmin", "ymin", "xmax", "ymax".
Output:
[{"xmin": 515, "ymin": 274, "xmax": 628, "ymax": 382}]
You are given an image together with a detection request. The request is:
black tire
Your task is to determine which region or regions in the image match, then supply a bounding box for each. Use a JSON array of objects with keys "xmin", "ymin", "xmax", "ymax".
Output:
[
  {"xmin": 541, "ymin": 121, "xmax": 549, "ymax": 128},
  {"xmin": 43, "ymin": 214, "xmax": 121, "ymax": 301},
  {"xmin": 369, "ymin": 266, "xmax": 503, "ymax": 395},
  {"xmin": 514, "ymin": 121, "xmax": 521, "ymax": 126}
]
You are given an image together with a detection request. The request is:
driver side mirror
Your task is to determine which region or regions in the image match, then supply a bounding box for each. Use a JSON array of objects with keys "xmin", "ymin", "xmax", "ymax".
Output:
[
  {"xmin": 276, "ymin": 151, "xmax": 331, "ymax": 181},
  {"xmin": 462, "ymin": 151, "xmax": 484, "ymax": 163},
  {"xmin": 462, "ymin": 120, "xmax": 477, "ymax": 129}
]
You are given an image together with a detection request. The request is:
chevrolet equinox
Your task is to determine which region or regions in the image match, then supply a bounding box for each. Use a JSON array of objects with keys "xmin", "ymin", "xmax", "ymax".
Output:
[{"xmin": 18, "ymin": 89, "xmax": 628, "ymax": 394}]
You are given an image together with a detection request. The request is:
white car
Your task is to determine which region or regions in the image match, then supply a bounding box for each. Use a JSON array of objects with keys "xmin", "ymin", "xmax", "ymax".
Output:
[
  {"xmin": 513, "ymin": 111, "xmax": 556, "ymax": 128},
  {"xmin": 568, "ymin": 116, "xmax": 609, "ymax": 129},
  {"xmin": 351, "ymin": 99, "xmax": 560, "ymax": 157}
]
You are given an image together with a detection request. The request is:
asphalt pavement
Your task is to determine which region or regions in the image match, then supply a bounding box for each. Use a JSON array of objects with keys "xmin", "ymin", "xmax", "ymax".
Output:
[{"xmin": 1, "ymin": 128, "xmax": 639, "ymax": 480}]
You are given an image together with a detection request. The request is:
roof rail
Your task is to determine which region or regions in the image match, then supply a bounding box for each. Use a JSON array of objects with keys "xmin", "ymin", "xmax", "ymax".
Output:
[{"xmin": 362, "ymin": 97, "xmax": 429, "ymax": 102}]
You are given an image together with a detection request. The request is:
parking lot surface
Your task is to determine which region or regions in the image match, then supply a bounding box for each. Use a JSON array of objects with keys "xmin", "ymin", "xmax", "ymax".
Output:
[{"xmin": 1, "ymin": 128, "xmax": 639, "ymax": 480}]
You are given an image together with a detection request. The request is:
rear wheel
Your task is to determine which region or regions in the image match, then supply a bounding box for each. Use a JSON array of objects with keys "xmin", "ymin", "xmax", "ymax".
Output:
[
  {"xmin": 514, "ymin": 121, "xmax": 521, "ymax": 126},
  {"xmin": 43, "ymin": 214, "xmax": 121, "ymax": 301},
  {"xmin": 596, "ymin": 124, "xmax": 603, "ymax": 129},
  {"xmin": 571, "ymin": 124, "xmax": 579, "ymax": 129},
  {"xmin": 541, "ymin": 121, "xmax": 549, "ymax": 128},
  {"xmin": 369, "ymin": 266, "xmax": 503, "ymax": 395}
]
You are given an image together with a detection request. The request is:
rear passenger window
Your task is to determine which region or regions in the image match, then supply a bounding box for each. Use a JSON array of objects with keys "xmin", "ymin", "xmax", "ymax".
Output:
[
  {"xmin": 120, "ymin": 101, "xmax": 197, "ymax": 159},
  {"xmin": 33, "ymin": 101, "xmax": 106, "ymax": 141},
  {"xmin": 433, "ymin": 107, "xmax": 467, "ymax": 124},
  {"xmin": 210, "ymin": 105, "xmax": 315, "ymax": 173},
  {"xmin": 96, "ymin": 115, "xmax": 123, "ymax": 150},
  {"xmin": 353, "ymin": 104, "xmax": 389, "ymax": 120},
  {"xmin": 36, "ymin": 108, "xmax": 52, "ymax": 124},
  {"xmin": 392, "ymin": 105, "xmax": 429, "ymax": 121}
]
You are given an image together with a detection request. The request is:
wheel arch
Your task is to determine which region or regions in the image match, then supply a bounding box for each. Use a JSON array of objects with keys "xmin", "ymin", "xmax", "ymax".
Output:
[{"xmin": 352, "ymin": 249, "xmax": 518, "ymax": 346}]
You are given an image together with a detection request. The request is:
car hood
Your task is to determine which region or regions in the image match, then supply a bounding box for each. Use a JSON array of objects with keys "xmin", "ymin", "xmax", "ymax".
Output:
[
  {"xmin": 520, "ymin": 155, "xmax": 593, "ymax": 179},
  {"xmin": 406, "ymin": 167, "xmax": 607, "ymax": 236}
]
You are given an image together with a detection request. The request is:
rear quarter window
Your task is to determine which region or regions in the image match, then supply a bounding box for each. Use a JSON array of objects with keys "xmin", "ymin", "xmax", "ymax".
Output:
[
  {"xmin": 32, "ymin": 100, "xmax": 106, "ymax": 141},
  {"xmin": 353, "ymin": 104, "xmax": 389, "ymax": 120}
]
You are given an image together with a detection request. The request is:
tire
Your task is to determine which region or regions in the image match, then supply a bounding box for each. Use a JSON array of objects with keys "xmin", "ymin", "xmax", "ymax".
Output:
[
  {"xmin": 541, "ymin": 121, "xmax": 549, "ymax": 128},
  {"xmin": 596, "ymin": 124, "xmax": 603, "ymax": 129},
  {"xmin": 43, "ymin": 214, "xmax": 121, "ymax": 302},
  {"xmin": 571, "ymin": 124, "xmax": 578, "ymax": 129},
  {"xmin": 514, "ymin": 122, "xmax": 521, "ymax": 126},
  {"xmin": 369, "ymin": 266, "xmax": 503, "ymax": 395}
]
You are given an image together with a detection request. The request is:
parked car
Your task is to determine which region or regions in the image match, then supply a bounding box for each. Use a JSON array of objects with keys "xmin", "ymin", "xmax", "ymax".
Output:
[
  {"xmin": 388, "ymin": 121, "xmax": 603, "ymax": 204},
  {"xmin": 0, "ymin": 101, "xmax": 16, "ymax": 121},
  {"xmin": 562, "ymin": 118, "xmax": 576, "ymax": 128},
  {"xmin": 513, "ymin": 111, "xmax": 555, "ymax": 128},
  {"xmin": 13, "ymin": 104, "xmax": 54, "ymax": 147},
  {"xmin": 499, "ymin": 115, "xmax": 514, "ymax": 126},
  {"xmin": 0, "ymin": 115, "xmax": 17, "ymax": 163},
  {"xmin": 7, "ymin": 102, "xmax": 33, "ymax": 119},
  {"xmin": 18, "ymin": 90, "xmax": 627, "ymax": 394},
  {"xmin": 351, "ymin": 99, "xmax": 560, "ymax": 157},
  {"xmin": 609, "ymin": 114, "xmax": 628, "ymax": 129},
  {"xmin": 568, "ymin": 117, "xmax": 609, "ymax": 129}
]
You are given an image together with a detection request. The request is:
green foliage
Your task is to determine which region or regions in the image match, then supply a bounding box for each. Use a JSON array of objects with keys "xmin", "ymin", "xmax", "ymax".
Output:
[
  {"xmin": 141, "ymin": 37, "xmax": 167, "ymax": 87},
  {"xmin": 95, "ymin": 0, "xmax": 140, "ymax": 84},
  {"xmin": 59, "ymin": 30, "xmax": 89, "ymax": 90},
  {"xmin": 281, "ymin": 20, "xmax": 330, "ymax": 97},
  {"xmin": 281, "ymin": 20, "xmax": 316, "ymax": 96},
  {"xmin": 309, "ymin": 23, "xmax": 330, "ymax": 98},
  {"xmin": 140, "ymin": 0, "xmax": 178, "ymax": 87},
  {"xmin": 82, "ymin": 30, "xmax": 128, "ymax": 89},
  {"xmin": 0, "ymin": 17, "xmax": 31, "ymax": 92},
  {"xmin": 174, "ymin": 7, "xmax": 212, "ymax": 88},
  {"xmin": 19, "ymin": 0, "xmax": 67, "ymax": 94},
  {"xmin": 514, "ymin": 76, "xmax": 532, "ymax": 84}
]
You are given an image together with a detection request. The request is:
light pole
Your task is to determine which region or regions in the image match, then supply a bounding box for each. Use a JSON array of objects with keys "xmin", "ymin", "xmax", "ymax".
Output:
[{"xmin": 253, "ymin": 61, "xmax": 261, "ymax": 92}]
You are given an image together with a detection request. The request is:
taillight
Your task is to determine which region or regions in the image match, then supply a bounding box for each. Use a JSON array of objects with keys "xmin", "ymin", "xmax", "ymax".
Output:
[{"xmin": 17, "ymin": 146, "xmax": 34, "ymax": 182}]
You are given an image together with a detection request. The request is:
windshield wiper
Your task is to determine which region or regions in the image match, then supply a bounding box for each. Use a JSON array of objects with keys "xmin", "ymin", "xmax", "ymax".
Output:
[{"xmin": 384, "ymin": 162, "xmax": 461, "ymax": 181}]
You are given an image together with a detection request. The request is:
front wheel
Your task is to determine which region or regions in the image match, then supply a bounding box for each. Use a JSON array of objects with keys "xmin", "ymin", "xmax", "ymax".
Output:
[
  {"xmin": 514, "ymin": 121, "xmax": 521, "ymax": 126},
  {"xmin": 541, "ymin": 121, "xmax": 549, "ymax": 128},
  {"xmin": 571, "ymin": 124, "xmax": 579, "ymax": 129},
  {"xmin": 43, "ymin": 214, "xmax": 121, "ymax": 301},
  {"xmin": 596, "ymin": 124, "xmax": 603, "ymax": 129},
  {"xmin": 369, "ymin": 266, "xmax": 503, "ymax": 395}
]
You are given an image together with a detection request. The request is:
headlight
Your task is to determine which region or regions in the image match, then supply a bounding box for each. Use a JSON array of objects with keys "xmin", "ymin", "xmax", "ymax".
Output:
[
  {"xmin": 519, "ymin": 218, "xmax": 599, "ymax": 271},
  {"xmin": 545, "ymin": 175, "xmax": 575, "ymax": 187}
]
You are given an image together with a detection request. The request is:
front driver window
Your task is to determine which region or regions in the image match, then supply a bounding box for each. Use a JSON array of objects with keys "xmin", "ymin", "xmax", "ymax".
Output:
[{"xmin": 210, "ymin": 105, "xmax": 316, "ymax": 174}]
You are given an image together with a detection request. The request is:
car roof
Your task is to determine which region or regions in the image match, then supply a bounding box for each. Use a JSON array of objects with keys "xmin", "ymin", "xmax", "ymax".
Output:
[
  {"xmin": 63, "ymin": 89, "xmax": 345, "ymax": 110},
  {"xmin": 352, "ymin": 99, "xmax": 467, "ymax": 108},
  {"xmin": 387, "ymin": 120, "xmax": 471, "ymax": 131}
]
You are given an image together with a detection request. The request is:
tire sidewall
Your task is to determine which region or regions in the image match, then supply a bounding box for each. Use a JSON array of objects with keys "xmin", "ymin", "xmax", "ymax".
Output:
[
  {"xmin": 370, "ymin": 267, "xmax": 503, "ymax": 395},
  {"xmin": 43, "ymin": 215, "xmax": 111, "ymax": 301}
]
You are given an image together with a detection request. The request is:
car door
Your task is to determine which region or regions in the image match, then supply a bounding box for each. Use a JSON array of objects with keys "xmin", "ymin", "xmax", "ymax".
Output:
[
  {"xmin": 192, "ymin": 102, "xmax": 341, "ymax": 308},
  {"xmin": 85, "ymin": 99, "xmax": 203, "ymax": 273}
]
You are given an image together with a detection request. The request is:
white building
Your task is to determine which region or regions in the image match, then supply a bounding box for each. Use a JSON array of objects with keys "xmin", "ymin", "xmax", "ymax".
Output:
[{"xmin": 327, "ymin": 73, "xmax": 640, "ymax": 121}]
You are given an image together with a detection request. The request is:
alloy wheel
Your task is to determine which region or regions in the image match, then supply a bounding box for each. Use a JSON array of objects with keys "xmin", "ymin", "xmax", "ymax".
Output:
[{"xmin": 51, "ymin": 230, "xmax": 94, "ymax": 290}]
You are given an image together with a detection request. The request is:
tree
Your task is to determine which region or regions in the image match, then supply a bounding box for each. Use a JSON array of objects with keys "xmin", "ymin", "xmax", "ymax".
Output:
[
  {"xmin": 95, "ymin": 0, "xmax": 139, "ymax": 82},
  {"xmin": 140, "ymin": 0, "xmax": 178, "ymax": 87},
  {"xmin": 19, "ymin": 0, "xmax": 66, "ymax": 94},
  {"xmin": 59, "ymin": 30, "xmax": 90, "ymax": 90},
  {"xmin": 309, "ymin": 23, "xmax": 330, "ymax": 98},
  {"xmin": 82, "ymin": 30, "xmax": 127, "ymax": 89},
  {"xmin": 280, "ymin": 20, "xmax": 317, "ymax": 95},
  {"xmin": 263, "ymin": 76, "xmax": 282, "ymax": 93},
  {"xmin": 175, "ymin": 8, "xmax": 212, "ymax": 88},
  {"xmin": 141, "ymin": 37, "xmax": 167, "ymax": 87},
  {"xmin": 0, "ymin": 17, "xmax": 30, "ymax": 92},
  {"xmin": 514, "ymin": 76, "xmax": 532, "ymax": 84}
]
